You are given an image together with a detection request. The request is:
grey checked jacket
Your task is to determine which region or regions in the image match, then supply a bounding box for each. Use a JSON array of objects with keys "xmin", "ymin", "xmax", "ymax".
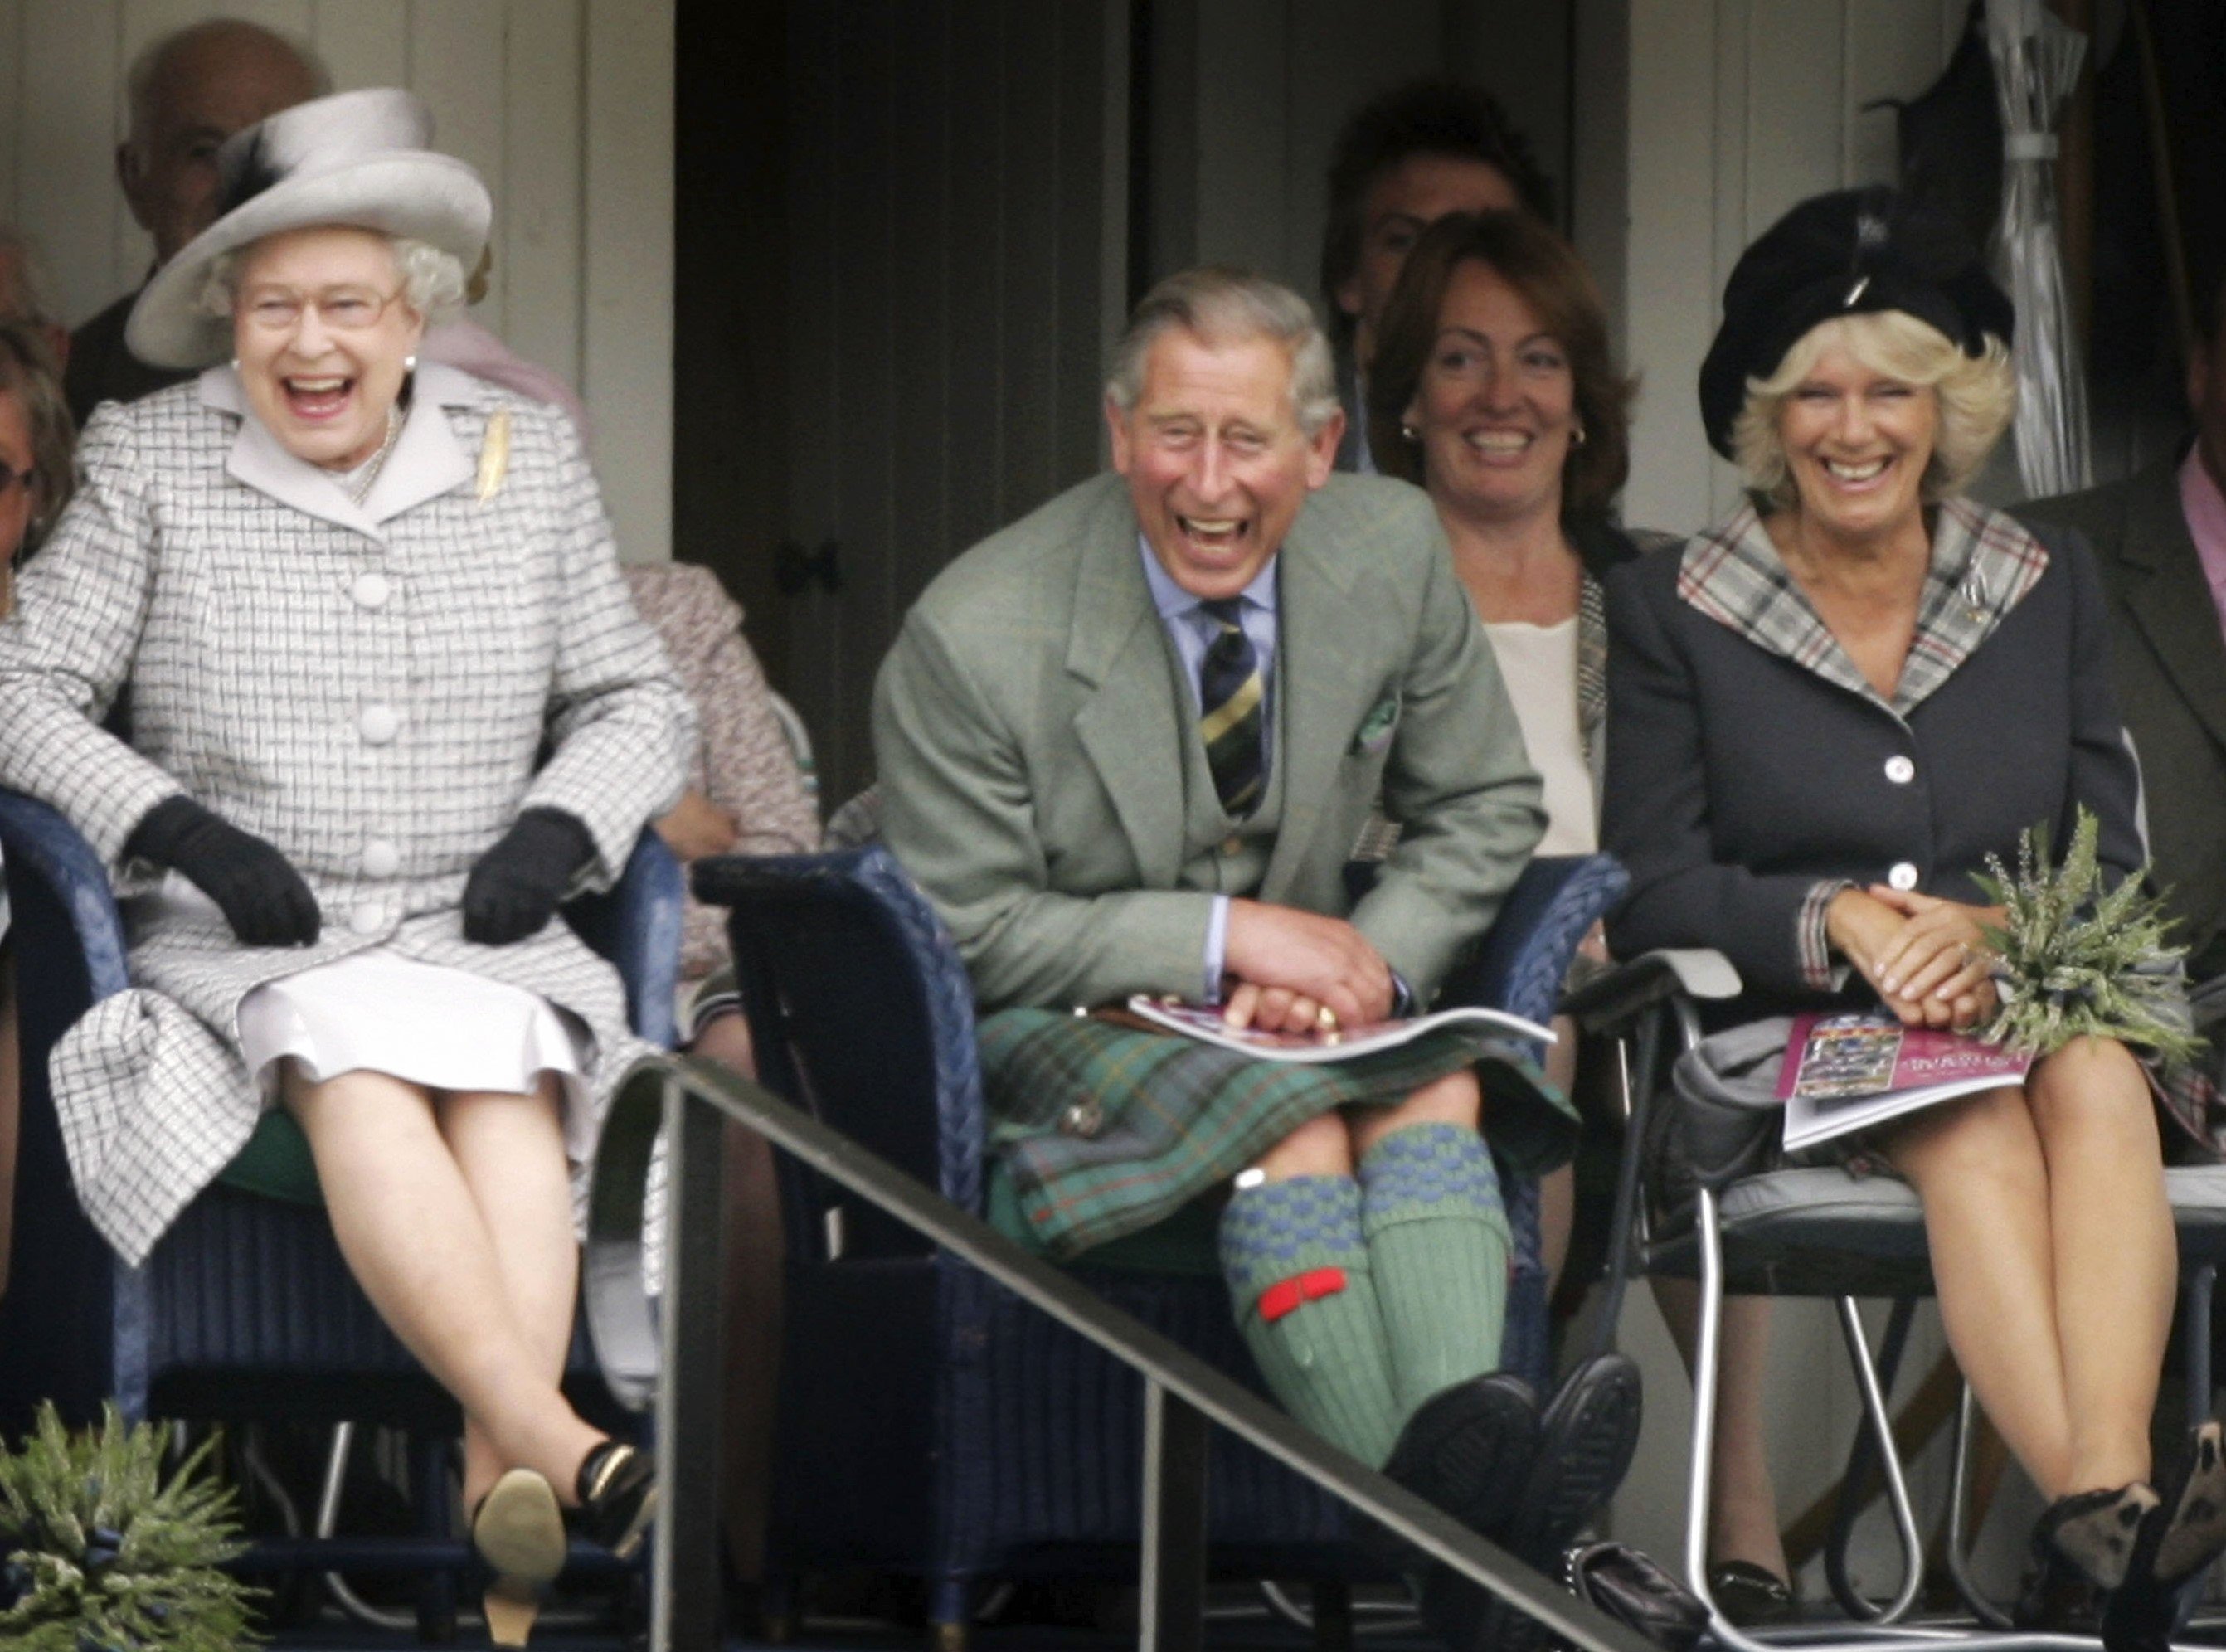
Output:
[{"xmin": 0, "ymin": 362, "xmax": 693, "ymax": 1263}]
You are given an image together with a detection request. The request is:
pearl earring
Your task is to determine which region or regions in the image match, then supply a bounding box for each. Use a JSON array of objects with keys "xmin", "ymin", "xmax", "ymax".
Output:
[
  {"xmin": 1400, "ymin": 422, "xmax": 1419, "ymax": 443},
  {"xmin": 1572, "ymin": 422, "xmax": 1588, "ymax": 447},
  {"xmin": 230, "ymin": 357, "xmax": 241, "ymax": 372},
  {"xmin": 404, "ymin": 353, "xmax": 418, "ymax": 373}
]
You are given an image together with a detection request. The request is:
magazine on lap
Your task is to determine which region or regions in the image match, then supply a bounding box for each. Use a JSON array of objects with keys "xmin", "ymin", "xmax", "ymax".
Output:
[
  {"xmin": 1776, "ymin": 1012, "xmax": 2032, "ymax": 1151},
  {"xmin": 1118, "ymin": 994, "xmax": 1554, "ymax": 1064}
]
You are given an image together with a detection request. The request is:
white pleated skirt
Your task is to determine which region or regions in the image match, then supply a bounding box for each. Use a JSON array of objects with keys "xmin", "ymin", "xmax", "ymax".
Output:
[{"xmin": 239, "ymin": 950, "xmax": 595, "ymax": 1157}]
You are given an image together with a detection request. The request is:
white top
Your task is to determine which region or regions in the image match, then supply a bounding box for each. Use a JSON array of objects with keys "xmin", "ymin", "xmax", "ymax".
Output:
[{"xmin": 1481, "ymin": 616, "xmax": 1596, "ymax": 855}]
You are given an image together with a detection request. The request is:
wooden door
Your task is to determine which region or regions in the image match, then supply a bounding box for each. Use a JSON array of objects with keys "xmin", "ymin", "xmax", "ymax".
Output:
[{"xmin": 774, "ymin": 0, "xmax": 1125, "ymax": 808}]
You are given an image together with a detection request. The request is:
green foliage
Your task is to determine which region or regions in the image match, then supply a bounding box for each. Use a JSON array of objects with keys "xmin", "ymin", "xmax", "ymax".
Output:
[
  {"xmin": 1974, "ymin": 806, "xmax": 2202, "ymax": 1062},
  {"xmin": 0, "ymin": 1404, "xmax": 262, "ymax": 1652}
]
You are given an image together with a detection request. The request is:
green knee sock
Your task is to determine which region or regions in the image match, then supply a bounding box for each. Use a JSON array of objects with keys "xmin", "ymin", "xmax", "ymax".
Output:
[
  {"xmin": 1218, "ymin": 1174, "xmax": 1402, "ymax": 1468},
  {"xmin": 1358, "ymin": 1121, "xmax": 1512, "ymax": 1420}
]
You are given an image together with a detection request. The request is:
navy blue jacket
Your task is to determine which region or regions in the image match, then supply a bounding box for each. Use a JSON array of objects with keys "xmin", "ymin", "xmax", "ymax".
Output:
[{"xmin": 1601, "ymin": 514, "xmax": 2141, "ymax": 1013}]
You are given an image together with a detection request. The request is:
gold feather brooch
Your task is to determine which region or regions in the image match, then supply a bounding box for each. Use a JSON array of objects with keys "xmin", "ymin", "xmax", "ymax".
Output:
[{"xmin": 476, "ymin": 409, "xmax": 512, "ymax": 502}]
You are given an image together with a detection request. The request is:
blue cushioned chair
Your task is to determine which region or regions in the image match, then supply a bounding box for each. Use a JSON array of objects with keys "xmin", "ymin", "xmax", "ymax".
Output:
[
  {"xmin": 696, "ymin": 843, "xmax": 1626, "ymax": 1645},
  {"xmin": 0, "ymin": 789, "xmax": 682, "ymax": 1636}
]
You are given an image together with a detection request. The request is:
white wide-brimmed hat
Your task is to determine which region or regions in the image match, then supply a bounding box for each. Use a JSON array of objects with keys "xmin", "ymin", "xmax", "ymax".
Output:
[{"xmin": 128, "ymin": 87, "xmax": 492, "ymax": 369}]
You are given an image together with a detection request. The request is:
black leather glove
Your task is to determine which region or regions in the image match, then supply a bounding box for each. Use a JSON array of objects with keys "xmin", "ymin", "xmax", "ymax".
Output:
[
  {"xmin": 462, "ymin": 808, "xmax": 596, "ymax": 945},
  {"xmin": 125, "ymin": 794, "xmax": 321, "ymax": 947}
]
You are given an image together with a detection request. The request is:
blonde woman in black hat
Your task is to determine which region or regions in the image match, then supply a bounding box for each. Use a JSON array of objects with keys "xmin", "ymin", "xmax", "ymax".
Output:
[
  {"xmin": 1603, "ymin": 186, "xmax": 2224, "ymax": 1647},
  {"xmin": 0, "ymin": 90, "xmax": 687, "ymax": 1643}
]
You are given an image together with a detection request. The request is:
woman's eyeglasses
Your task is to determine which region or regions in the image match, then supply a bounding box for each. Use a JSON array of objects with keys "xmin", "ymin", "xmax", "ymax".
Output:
[{"xmin": 236, "ymin": 286, "xmax": 406, "ymax": 334}]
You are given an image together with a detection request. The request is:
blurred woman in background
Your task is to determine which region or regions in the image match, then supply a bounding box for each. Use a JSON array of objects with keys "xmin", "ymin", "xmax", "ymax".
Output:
[{"xmin": 0, "ymin": 318, "xmax": 75, "ymax": 1304}]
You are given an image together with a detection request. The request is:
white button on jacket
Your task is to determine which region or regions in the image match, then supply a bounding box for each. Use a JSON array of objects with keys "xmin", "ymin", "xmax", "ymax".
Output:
[
  {"xmin": 358, "ymin": 703, "xmax": 401, "ymax": 744},
  {"xmin": 362, "ymin": 839, "xmax": 401, "ymax": 878},
  {"xmin": 348, "ymin": 902, "xmax": 386, "ymax": 935},
  {"xmin": 1887, "ymin": 862, "xmax": 1918, "ymax": 891},
  {"xmin": 1884, "ymin": 756, "xmax": 1915, "ymax": 784},
  {"xmin": 351, "ymin": 572, "xmax": 392, "ymax": 610}
]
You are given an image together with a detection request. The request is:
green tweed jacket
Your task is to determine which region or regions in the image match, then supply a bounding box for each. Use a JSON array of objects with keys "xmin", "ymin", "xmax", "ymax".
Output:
[{"xmin": 872, "ymin": 470, "xmax": 1547, "ymax": 1012}]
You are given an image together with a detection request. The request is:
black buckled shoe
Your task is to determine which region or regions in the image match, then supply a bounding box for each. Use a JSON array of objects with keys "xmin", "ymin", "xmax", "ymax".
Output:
[
  {"xmin": 574, "ymin": 1440, "xmax": 658, "ymax": 1562},
  {"xmin": 1709, "ymin": 1560, "xmax": 1801, "ymax": 1629}
]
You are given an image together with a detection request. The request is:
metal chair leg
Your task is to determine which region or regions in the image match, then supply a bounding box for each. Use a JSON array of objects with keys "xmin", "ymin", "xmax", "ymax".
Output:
[
  {"xmin": 411, "ymin": 1433, "xmax": 458, "ymax": 1644},
  {"xmin": 1832, "ymin": 1297, "xmax": 1926, "ymax": 1625},
  {"xmin": 1310, "ymin": 1577, "xmax": 1355, "ymax": 1650},
  {"xmin": 1945, "ymin": 1384, "xmax": 2012, "ymax": 1628},
  {"xmin": 1684, "ymin": 1198, "xmax": 1957, "ymax": 1652},
  {"xmin": 318, "ymin": 1421, "xmax": 416, "ymax": 1633},
  {"xmin": 2188, "ymin": 1263, "xmax": 2217, "ymax": 1432},
  {"xmin": 1826, "ymin": 1300, "xmax": 1917, "ymax": 1622},
  {"xmin": 1683, "ymin": 1189, "xmax": 1728, "ymax": 1619}
]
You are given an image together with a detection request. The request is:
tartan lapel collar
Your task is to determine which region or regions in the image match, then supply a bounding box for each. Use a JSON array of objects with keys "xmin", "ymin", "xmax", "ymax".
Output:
[
  {"xmin": 1577, "ymin": 569, "xmax": 1607, "ymax": 760},
  {"xmin": 1676, "ymin": 498, "xmax": 2049, "ymax": 715},
  {"xmin": 1677, "ymin": 502, "xmax": 1874, "ymax": 701}
]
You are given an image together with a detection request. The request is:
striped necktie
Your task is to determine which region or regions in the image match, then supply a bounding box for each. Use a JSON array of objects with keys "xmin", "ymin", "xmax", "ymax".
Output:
[{"xmin": 1198, "ymin": 598, "xmax": 1266, "ymax": 817}]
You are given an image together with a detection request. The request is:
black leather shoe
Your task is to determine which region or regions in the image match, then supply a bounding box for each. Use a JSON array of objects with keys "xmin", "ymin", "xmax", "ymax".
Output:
[
  {"xmin": 1710, "ymin": 1560, "xmax": 1801, "ymax": 1628},
  {"xmin": 2153, "ymin": 1421, "xmax": 2226, "ymax": 1589},
  {"xmin": 574, "ymin": 1441, "xmax": 657, "ymax": 1561},
  {"xmin": 2037, "ymin": 1481, "xmax": 2160, "ymax": 1595},
  {"xmin": 1479, "ymin": 1354, "xmax": 1644, "ymax": 1652},
  {"xmin": 2026, "ymin": 1482, "xmax": 2162, "ymax": 1652},
  {"xmin": 1373, "ymin": 1373, "xmax": 1540, "ymax": 1650},
  {"xmin": 1504, "ymin": 1354, "xmax": 1642, "ymax": 1564},
  {"xmin": 2100, "ymin": 1426, "xmax": 2226, "ymax": 1652},
  {"xmin": 1381, "ymin": 1372, "xmax": 1541, "ymax": 1546}
]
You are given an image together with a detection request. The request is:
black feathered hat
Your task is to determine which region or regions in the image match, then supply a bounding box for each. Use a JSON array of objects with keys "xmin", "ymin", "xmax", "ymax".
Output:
[{"xmin": 1697, "ymin": 185, "xmax": 2013, "ymax": 459}]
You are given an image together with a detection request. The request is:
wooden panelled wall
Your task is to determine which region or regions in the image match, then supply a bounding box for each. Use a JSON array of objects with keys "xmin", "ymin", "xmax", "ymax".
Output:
[
  {"xmin": 771, "ymin": 0, "xmax": 1126, "ymax": 804},
  {"xmin": 0, "ymin": 0, "xmax": 675, "ymax": 561},
  {"xmin": 1157, "ymin": 0, "xmax": 1449, "ymax": 289},
  {"xmin": 1615, "ymin": 0, "xmax": 1975, "ymax": 539}
]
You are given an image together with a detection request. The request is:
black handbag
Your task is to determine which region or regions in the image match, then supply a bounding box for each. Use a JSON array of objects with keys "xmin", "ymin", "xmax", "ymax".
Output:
[{"xmin": 1558, "ymin": 1541, "xmax": 1712, "ymax": 1652}]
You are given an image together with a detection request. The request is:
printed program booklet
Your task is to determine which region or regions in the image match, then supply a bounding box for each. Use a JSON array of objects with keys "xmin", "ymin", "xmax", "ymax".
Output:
[
  {"xmin": 1776, "ymin": 1013, "xmax": 2032, "ymax": 1151},
  {"xmin": 1120, "ymin": 994, "xmax": 1554, "ymax": 1064}
]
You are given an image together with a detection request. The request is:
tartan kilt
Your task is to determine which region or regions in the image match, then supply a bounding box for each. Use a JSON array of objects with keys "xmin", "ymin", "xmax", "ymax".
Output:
[{"xmin": 979, "ymin": 1009, "xmax": 1579, "ymax": 1259}]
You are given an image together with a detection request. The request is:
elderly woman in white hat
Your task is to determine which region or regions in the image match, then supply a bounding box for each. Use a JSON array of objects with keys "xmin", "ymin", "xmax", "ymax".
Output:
[{"xmin": 0, "ymin": 89, "xmax": 688, "ymax": 1643}]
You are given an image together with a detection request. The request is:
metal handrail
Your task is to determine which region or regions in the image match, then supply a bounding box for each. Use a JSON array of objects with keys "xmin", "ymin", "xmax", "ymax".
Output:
[{"xmin": 583, "ymin": 1052, "xmax": 1657, "ymax": 1652}]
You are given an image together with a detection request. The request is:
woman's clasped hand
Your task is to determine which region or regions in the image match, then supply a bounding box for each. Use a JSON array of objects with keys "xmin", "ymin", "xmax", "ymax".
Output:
[{"xmin": 1825, "ymin": 885, "xmax": 2000, "ymax": 1029}]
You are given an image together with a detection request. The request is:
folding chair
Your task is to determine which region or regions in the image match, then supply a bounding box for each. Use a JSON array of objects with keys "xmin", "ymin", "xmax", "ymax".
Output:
[{"xmin": 1568, "ymin": 950, "xmax": 2226, "ymax": 1651}]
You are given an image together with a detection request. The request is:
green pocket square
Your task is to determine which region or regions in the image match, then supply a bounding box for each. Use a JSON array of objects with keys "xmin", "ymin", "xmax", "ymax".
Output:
[{"xmin": 1351, "ymin": 695, "xmax": 1401, "ymax": 754}]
